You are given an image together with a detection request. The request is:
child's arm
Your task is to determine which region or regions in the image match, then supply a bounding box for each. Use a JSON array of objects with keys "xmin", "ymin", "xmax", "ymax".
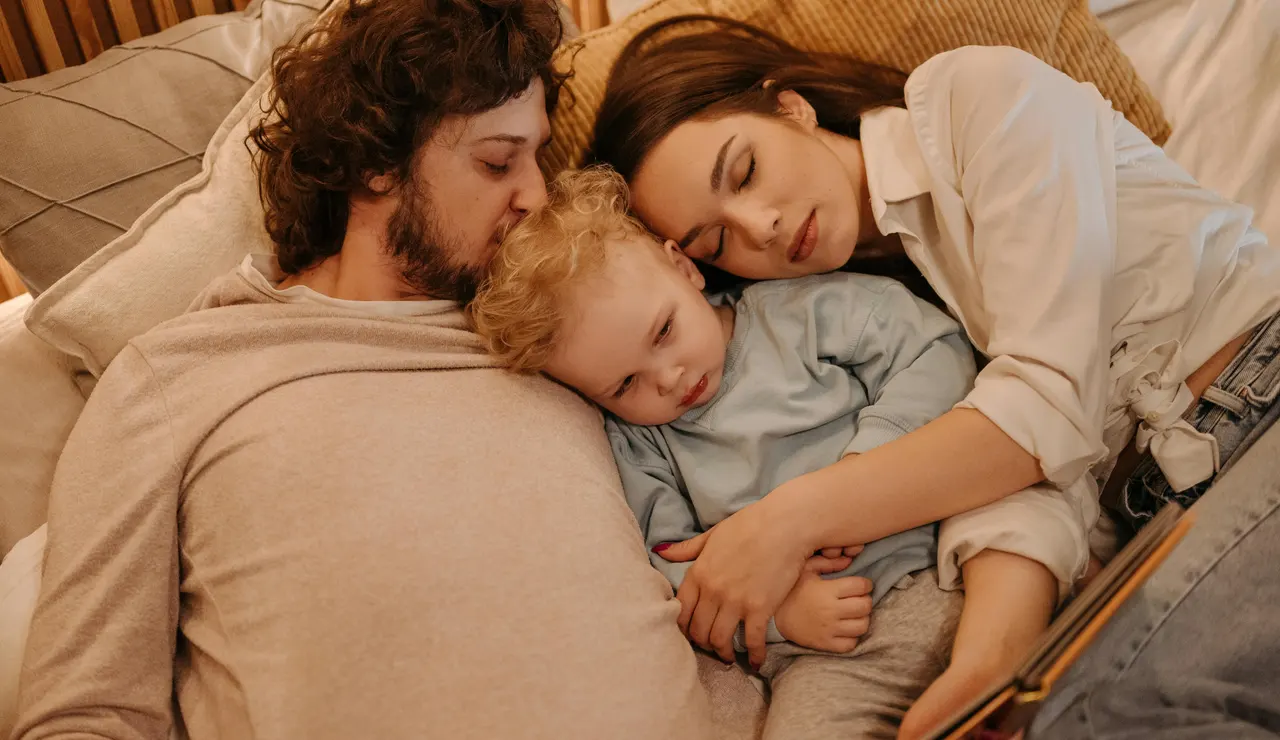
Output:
[
  {"xmin": 606, "ymin": 420, "xmax": 702, "ymax": 591},
  {"xmin": 826, "ymin": 277, "xmax": 978, "ymax": 458},
  {"xmin": 608, "ymin": 420, "xmax": 821, "ymax": 652}
]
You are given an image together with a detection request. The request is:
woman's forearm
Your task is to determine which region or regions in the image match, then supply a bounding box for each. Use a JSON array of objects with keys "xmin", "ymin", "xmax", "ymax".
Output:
[{"xmin": 775, "ymin": 408, "xmax": 1044, "ymax": 551}]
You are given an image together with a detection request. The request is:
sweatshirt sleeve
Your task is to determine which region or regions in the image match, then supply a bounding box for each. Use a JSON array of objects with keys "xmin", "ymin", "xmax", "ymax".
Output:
[
  {"xmin": 806, "ymin": 275, "xmax": 977, "ymax": 457},
  {"xmin": 13, "ymin": 345, "xmax": 181, "ymax": 740},
  {"xmin": 605, "ymin": 419, "xmax": 700, "ymax": 593},
  {"xmin": 605, "ymin": 420, "xmax": 787, "ymax": 646}
]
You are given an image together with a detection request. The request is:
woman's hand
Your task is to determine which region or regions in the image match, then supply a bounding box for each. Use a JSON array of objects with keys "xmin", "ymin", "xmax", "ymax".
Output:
[{"xmin": 653, "ymin": 494, "xmax": 823, "ymax": 669}]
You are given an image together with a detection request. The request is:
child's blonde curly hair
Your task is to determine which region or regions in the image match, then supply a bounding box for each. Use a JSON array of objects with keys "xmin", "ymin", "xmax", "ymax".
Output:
[{"xmin": 469, "ymin": 166, "xmax": 652, "ymax": 371}]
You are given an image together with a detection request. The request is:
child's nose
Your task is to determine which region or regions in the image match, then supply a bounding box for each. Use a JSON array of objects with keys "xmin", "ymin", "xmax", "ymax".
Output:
[{"xmin": 657, "ymin": 366, "xmax": 683, "ymax": 395}]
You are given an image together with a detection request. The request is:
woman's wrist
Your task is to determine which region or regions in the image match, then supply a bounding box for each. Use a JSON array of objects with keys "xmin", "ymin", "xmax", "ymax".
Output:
[{"xmin": 765, "ymin": 471, "xmax": 838, "ymax": 555}]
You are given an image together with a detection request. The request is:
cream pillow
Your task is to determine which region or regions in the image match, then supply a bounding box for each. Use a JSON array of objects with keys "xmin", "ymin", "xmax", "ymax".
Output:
[
  {"xmin": 0, "ymin": 525, "xmax": 44, "ymax": 738},
  {"xmin": 24, "ymin": 70, "xmax": 278, "ymax": 377},
  {"xmin": 0, "ymin": 295, "xmax": 85, "ymax": 557}
]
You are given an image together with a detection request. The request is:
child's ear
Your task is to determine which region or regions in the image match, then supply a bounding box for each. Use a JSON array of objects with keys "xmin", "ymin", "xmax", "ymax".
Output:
[
  {"xmin": 777, "ymin": 90, "xmax": 818, "ymax": 133},
  {"xmin": 661, "ymin": 239, "xmax": 706, "ymax": 291}
]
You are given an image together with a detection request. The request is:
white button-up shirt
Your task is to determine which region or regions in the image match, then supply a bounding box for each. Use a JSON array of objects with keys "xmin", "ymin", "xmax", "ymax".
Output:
[{"xmin": 860, "ymin": 46, "xmax": 1280, "ymax": 493}]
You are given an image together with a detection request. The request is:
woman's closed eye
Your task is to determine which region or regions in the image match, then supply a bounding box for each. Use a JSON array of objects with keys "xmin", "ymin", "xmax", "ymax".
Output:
[
  {"xmin": 482, "ymin": 160, "xmax": 510, "ymax": 176},
  {"xmin": 738, "ymin": 154, "xmax": 756, "ymax": 191}
]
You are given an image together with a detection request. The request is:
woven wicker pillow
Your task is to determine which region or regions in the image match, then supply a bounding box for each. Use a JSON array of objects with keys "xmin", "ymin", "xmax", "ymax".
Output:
[{"xmin": 543, "ymin": 0, "xmax": 1169, "ymax": 173}]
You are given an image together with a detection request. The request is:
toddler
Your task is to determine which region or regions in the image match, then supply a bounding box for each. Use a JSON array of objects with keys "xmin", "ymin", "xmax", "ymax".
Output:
[{"xmin": 470, "ymin": 167, "xmax": 977, "ymax": 739}]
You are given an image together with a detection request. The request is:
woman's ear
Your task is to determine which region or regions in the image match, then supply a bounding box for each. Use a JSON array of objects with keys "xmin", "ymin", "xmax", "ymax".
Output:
[
  {"xmin": 661, "ymin": 239, "xmax": 706, "ymax": 291},
  {"xmin": 777, "ymin": 89, "xmax": 818, "ymax": 133}
]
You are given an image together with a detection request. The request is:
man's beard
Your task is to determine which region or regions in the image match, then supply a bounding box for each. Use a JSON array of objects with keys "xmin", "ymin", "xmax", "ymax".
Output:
[{"xmin": 385, "ymin": 183, "xmax": 487, "ymax": 303}]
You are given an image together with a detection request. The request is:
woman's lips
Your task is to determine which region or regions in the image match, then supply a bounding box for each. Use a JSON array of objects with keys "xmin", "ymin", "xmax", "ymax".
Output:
[
  {"xmin": 787, "ymin": 211, "xmax": 818, "ymax": 263},
  {"xmin": 681, "ymin": 374, "xmax": 708, "ymax": 407}
]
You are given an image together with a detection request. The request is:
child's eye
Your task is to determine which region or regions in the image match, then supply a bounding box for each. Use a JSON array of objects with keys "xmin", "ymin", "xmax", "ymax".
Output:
[
  {"xmin": 656, "ymin": 318, "xmax": 673, "ymax": 344},
  {"xmin": 613, "ymin": 375, "xmax": 635, "ymax": 399}
]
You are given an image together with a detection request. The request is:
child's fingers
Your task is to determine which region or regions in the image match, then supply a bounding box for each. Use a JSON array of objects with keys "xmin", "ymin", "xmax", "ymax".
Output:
[
  {"xmin": 838, "ymin": 593, "xmax": 873, "ymax": 619},
  {"xmin": 827, "ymin": 636, "xmax": 860, "ymax": 654},
  {"xmin": 835, "ymin": 575, "xmax": 873, "ymax": 598},
  {"xmin": 805, "ymin": 555, "xmax": 852, "ymax": 574},
  {"xmin": 820, "ymin": 547, "xmax": 844, "ymax": 558},
  {"xmin": 842, "ymin": 545, "xmax": 864, "ymax": 557},
  {"xmin": 836, "ymin": 616, "xmax": 871, "ymax": 638}
]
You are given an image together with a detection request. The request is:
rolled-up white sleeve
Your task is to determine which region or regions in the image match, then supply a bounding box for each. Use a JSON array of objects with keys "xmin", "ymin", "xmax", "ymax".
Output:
[{"xmin": 909, "ymin": 47, "xmax": 1117, "ymax": 487}]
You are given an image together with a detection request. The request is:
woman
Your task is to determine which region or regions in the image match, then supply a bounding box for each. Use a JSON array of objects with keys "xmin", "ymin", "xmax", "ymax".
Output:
[{"xmin": 589, "ymin": 16, "xmax": 1280, "ymax": 737}]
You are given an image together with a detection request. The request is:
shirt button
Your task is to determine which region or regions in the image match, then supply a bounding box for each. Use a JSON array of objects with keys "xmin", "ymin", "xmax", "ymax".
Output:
[{"xmin": 1145, "ymin": 411, "xmax": 1160, "ymax": 424}]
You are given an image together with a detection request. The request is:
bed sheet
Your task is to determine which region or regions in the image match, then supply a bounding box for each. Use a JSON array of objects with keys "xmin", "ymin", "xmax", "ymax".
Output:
[{"xmin": 1096, "ymin": 0, "xmax": 1280, "ymax": 246}]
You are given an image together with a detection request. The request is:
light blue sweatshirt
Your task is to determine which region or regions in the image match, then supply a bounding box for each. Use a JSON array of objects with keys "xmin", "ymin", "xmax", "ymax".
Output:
[{"xmin": 607, "ymin": 272, "xmax": 976, "ymax": 642}]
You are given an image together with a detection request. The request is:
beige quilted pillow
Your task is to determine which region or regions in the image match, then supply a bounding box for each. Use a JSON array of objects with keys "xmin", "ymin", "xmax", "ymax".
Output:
[{"xmin": 543, "ymin": 0, "xmax": 1170, "ymax": 173}]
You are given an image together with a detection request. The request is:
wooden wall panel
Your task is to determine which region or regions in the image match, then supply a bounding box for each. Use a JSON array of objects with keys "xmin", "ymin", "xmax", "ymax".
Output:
[
  {"xmin": 0, "ymin": 0, "xmax": 226, "ymax": 80},
  {"xmin": 0, "ymin": 0, "xmax": 612, "ymax": 81}
]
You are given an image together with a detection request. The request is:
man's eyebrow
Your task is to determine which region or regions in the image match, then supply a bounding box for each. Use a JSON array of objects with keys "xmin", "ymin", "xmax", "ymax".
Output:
[
  {"xmin": 711, "ymin": 135, "xmax": 736, "ymax": 191},
  {"xmin": 475, "ymin": 134, "xmax": 528, "ymax": 145}
]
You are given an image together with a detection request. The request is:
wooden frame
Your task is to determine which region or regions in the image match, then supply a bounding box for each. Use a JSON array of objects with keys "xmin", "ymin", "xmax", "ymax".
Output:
[
  {"xmin": 0, "ymin": 255, "xmax": 24, "ymax": 301},
  {"xmin": 0, "ymin": 0, "xmax": 605, "ymax": 82}
]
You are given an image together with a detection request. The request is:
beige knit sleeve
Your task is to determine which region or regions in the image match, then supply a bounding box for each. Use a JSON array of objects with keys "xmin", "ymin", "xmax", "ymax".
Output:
[{"xmin": 14, "ymin": 345, "xmax": 181, "ymax": 740}]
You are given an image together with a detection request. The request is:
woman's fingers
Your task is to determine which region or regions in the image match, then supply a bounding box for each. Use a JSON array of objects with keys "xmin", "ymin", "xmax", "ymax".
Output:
[
  {"xmin": 708, "ymin": 607, "xmax": 741, "ymax": 664},
  {"xmin": 675, "ymin": 579, "xmax": 699, "ymax": 636},
  {"xmin": 842, "ymin": 544, "xmax": 864, "ymax": 558},
  {"xmin": 836, "ymin": 576, "xmax": 874, "ymax": 599},
  {"xmin": 837, "ymin": 616, "xmax": 871, "ymax": 638},
  {"xmin": 687, "ymin": 596, "xmax": 720, "ymax": 651},
  {"xmin": 743, "ymin": 614, "xmax": 770, "ymax": 671},
  {"xmin": 654, "ymin": 530, "xmax": 711, "ymax": 563},
  {"xmin": 820, "ymin": 547, "xmax": 844, "ymax": 558}
]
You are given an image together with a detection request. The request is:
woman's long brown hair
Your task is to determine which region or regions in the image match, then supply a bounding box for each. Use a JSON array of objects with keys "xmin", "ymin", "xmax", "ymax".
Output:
[{"xmin": 591, "ymin": 15, "xmax": 935, "ymax": 301}]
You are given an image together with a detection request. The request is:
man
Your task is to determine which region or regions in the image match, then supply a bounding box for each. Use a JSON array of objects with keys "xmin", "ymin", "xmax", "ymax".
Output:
[{"xmin": 12, "ymin": 1, "xmax": 716, "ymax": 737}]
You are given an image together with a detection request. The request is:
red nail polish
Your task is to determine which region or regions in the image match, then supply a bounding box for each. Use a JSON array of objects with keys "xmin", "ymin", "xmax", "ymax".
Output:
[
  {"xmin": 651, "ymin": 542, "xmax": 672, "ymax": 553},
  {"xmin": 750, "ymin": 660, "xmax": 761, "ymax": 672}
]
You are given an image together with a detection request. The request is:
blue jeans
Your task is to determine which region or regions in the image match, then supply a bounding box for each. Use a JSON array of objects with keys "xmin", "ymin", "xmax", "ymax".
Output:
[
  {"xmin": 1119, "ymin": 312, "xmax": 1280, "ymax": 528},
  {"xmin": 1031, "ymin": 324, "xmax": 1280, "ymax": 737}
]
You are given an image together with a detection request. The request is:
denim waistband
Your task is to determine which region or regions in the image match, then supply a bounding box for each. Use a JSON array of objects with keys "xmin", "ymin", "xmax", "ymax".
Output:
[{"xmin": 1119, "ymin": 313, "xmax": 1280, "ymax": 528}]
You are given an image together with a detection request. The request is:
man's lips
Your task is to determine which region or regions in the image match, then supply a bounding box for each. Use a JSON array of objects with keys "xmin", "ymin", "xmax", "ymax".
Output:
[
  {"xmin": 681, "ymin": 374, "xmax": 708, "ymax": 407},
  {"xmin": 786, "ymin": 211, "xmax": 818, "ymax": 263}
]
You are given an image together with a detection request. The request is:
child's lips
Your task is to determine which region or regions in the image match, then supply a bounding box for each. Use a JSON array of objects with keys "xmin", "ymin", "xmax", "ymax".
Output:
[{"xmin": 681, "ymin": 374, "xmax": 708, "ymax": 407}]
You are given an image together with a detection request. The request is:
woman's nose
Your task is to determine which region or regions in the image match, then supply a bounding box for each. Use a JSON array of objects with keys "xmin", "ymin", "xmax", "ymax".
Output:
[{"xmin": 725, "ymin": 198, "xmax": 780, "ymax": 251}]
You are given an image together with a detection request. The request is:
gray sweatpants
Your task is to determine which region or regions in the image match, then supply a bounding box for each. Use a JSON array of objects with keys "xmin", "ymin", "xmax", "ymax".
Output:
[{"xmin": 758, "ymin": 567, "xmax": 963, "ymax": 740}]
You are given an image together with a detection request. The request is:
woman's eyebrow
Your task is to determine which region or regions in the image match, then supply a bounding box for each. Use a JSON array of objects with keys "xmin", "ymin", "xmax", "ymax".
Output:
[
  {"xmin": 678, "ymin": 135, "xmax": 738, "ymax": 249},
  {"xmin": 711, "ymin": 135, "xmax": 736, "ymax": 190}
]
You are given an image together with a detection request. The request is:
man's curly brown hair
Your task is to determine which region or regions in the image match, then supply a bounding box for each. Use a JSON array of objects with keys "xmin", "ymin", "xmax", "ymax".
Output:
[{"xmin": 249, "ymin": 0, "xmax": 565, "ymax": 275}]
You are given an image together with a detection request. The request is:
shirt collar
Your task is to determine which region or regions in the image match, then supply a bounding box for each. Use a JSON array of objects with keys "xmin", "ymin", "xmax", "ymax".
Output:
[
  {"xmin": 239, "ymin": 254, "xmax": 458, "ymax": 317},
  {"xmin": 859, "ymin": 106, "xmax": 933, "ymax": 234}
]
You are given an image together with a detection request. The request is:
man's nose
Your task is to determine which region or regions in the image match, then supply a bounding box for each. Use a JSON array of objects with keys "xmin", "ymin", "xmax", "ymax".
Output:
[{"xmin": 511, "ymin": 163, "xmax": 549, "ymax": 217}]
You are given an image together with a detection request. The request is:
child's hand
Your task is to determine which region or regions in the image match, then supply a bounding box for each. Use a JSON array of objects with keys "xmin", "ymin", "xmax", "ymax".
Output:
[
  {"xmin": 805, "ymin": 544, "xmax": 864, "ymax": 574},
  {"xmin": 775, "ymin": 570, "xmax": 873, "ymax": 654}
]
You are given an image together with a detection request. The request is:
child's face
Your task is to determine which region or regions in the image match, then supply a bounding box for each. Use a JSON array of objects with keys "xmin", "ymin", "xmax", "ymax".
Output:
[{"xmin": 546, "ymin": 235, "xmax": 732, "ymax": 426}]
